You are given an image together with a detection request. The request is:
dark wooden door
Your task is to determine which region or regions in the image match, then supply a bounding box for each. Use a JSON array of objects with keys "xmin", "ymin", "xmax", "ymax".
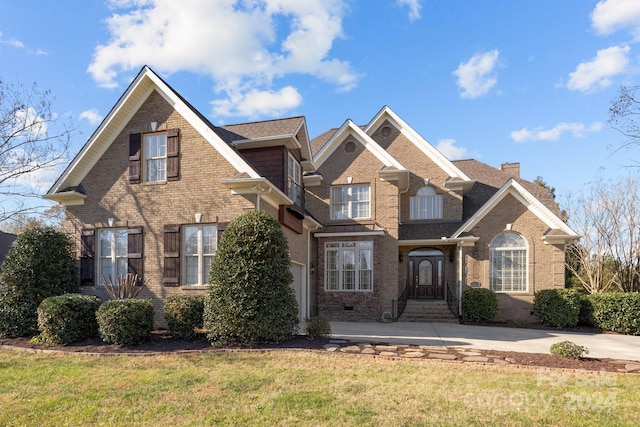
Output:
[{"xmin": 409, "ymin": 256, "xmax": 444, "ymax": 299}]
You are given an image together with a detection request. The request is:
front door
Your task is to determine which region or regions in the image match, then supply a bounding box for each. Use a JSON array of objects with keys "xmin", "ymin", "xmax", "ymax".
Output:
[{"xmin": 408, "ymin": 253, "xmax": 445, "ymax": 299}]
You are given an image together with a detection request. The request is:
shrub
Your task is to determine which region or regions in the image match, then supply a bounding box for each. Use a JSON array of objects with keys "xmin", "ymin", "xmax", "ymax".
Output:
[
  {"xmin": 533, "ymin": 289, "xmax": 581, "ymax": 328},
  {"xmin": 164, "ymin": 295, "xmax": 205, "ymax": 340},
  {"xmin": 305, "ymin": 316, "xmax": 331, "ymax": 339},
  {"xmin": 588, "ymin": 292, "xmax": 640, "ymax": 335},
  {"xmin": 462, "ymin": 288, "xmax": 498, "ymax": 323},
  {"xmin": 578, "ymin": 293, "xmax": 594, "ymax": 326},
  {"xmin": 204, "ymin": 210, "xmax": 298, "ymax": 346},
  {"xmin": 37, "ymin": 294, "xmax": 102, "ymax": 345},
  {"xmin": 96, "ymin": 299, "xmax": 154, "ymax": 346},
  {"xmin": 0, "ymin": 227, "xmax": 77, "ymax": 337},
  {"xmin": 550, "ymin": 341, "xmax": 589, "ymax": 359}
]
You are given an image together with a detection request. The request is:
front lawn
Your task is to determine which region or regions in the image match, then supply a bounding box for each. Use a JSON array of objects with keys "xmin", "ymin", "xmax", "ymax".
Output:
[{"xmin": 0, "ymin": 350, "xmax": 636, "ymax": 426}]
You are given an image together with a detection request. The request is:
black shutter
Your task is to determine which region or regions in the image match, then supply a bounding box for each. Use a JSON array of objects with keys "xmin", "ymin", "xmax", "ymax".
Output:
[
  {"xmin": 127, "ymin": 226, "xmax": 144, "ymax": 285},
  {"xmin": 80, "ymin": 229, "xmax": 95, "ymax": 286},
  {"xmin": 129, "ymin": 133, "xmax": 142, "ymax": 183},
  {"xmin": 163, "ymin": 224, "xmax": 180, "ymax": 286},
  {"xmin": 166, "ymin": 129, "xmax": 180, "ymax": 181}
]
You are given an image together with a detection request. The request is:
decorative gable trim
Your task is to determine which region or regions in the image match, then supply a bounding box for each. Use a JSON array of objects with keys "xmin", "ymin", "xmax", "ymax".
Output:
[
  {"xmin": 46, "ymin": 66, "xmax": 260, "ymax": 201},
  {"xmin": 365, "ymin": 106, "xmax": 472, "ymax": 182},
  {"xmin": 313, "ymin": 119, "xmax": 407, "ymax": 170},
  {"xmin": 451, "ymin": 179, "xmax": 579, "ymax": 239}
]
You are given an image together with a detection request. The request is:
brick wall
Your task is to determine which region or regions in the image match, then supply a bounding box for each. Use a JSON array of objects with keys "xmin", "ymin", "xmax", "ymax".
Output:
[{"xmin": 65, "ymin": 90, "xmax": 308, "ymax": 325}]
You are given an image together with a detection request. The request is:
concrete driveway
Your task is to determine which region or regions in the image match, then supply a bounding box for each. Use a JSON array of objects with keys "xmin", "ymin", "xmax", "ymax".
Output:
[{"xmin": 330, "ymin": 321, "xmax": 640, "ymax": 361}]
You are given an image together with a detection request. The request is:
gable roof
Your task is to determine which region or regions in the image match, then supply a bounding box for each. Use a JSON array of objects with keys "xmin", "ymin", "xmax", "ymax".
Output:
[
  {"xmin": 45, "ymin": 66, "xmax": 262, "ymax": 203},
  {"xmin": 217, "ymin": 116, "xmax": 314, "ymax": 171},
  {"xmin": 365, "ymin": 106, "xmax": 472, "ymax": 181},
  {"xmin": 313, "ymin": 119, "xmax": 406, "ymax": 169},
  {"xmin": 451, "ymin": 178, "xmax": 578, "ymax": 240}
]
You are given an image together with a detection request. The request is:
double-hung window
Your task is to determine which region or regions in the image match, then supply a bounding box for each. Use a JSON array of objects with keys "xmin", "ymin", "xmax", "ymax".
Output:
[
  {"xmin": 144, "ymin": 132, "xmax": 167, "ymax": 182},
  {"xmin": 325, "ymin": 241, "xmax": 373, "ymax": 291},
  {"xmin": 98, "ymin": 228, "xmax": 128, "ymax": 280},
  {"xmin": 490, "ymin": 232, "xmax": 528, "ymax": 292},
  {"xmin": 287, "ymin": 153, "xmax": 303, "ymax": 206},
  {"xmin": 183, "ymin": 224, "xmax": 217, "ymax": 286},
  {"xmin": 410, "ymin": 186, "xmax": 443, "ymax": 219},
  {"xmin": 331, "ymin": 184, "xmax": 370, "ymax": 220}
]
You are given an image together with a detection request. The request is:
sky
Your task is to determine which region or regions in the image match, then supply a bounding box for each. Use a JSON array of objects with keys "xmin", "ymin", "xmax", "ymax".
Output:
[{"xmin": 1, "ymin": 0, "xmax": 640, "ymax": 213}]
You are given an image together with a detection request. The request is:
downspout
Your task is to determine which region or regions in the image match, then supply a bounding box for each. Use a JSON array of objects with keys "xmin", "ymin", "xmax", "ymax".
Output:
[{"xmin": 458, "ymin": 242, "xmax": 464, "ymax": 321}]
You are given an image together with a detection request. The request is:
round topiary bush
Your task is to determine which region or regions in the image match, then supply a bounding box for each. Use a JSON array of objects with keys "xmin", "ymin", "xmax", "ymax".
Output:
[
  {"xmin": 164, "ymin": 295, "xmax": 205, "ymax": 340},
  {"xmin": 37, "ymin": 294, "xmax": 102, "ymax": 345},
  {"xmin": 204, "ymin": 210, "xmax": 298, "ymax": 346},
  {"xmin": 96, "ymin": 299, "xmax": 154, "ymax": 346},
  {"xmin": 0, "ymin": 227, "xmax": 77, "ymax": 337},
  {"xmin": 462, "ymin": 288, "xmax": 498, "ymax": 323},
  {"xmin": 304, "ymin": 316, "xmax": 331, "ymax": 339},
  {"xmin": 533, "ymin": 289, "xmax": 581, "ymax": 328}
]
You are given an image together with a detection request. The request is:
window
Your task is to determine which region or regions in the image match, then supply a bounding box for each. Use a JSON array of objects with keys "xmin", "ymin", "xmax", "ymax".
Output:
[
  {"xmin": 490, "ymin": 232, "xmax": 528, "ymax": 292},
  {"xmin": 325, "ymin": 241, "xmax": 373, "ymax": 291},
  {"xmin": 410, "ymin": 186, "xmax": 443, "ymax": 219},
  {"xmin": 182, "ymin": 224, "xmax": 217, "ymax": 286},
  {"xmin": 287, "ymin": 153, "xmax": 303, "ymax": 206},
  {"xmin": 331, "ymin": 184, "xmax": 370, "ymax": 220},
  {"xmin": 144, "ymin": 132, "xmax": 167, "ymax": 182},
  {"xmin": 98, "ymin": 228, "xmax": 128, "ymax": 280}
]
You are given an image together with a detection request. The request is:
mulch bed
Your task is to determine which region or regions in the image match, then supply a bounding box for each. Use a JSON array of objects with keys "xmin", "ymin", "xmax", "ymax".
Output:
[{"xmin": 1, "ymin": 328, "xmax": 634, "ymax": 373}]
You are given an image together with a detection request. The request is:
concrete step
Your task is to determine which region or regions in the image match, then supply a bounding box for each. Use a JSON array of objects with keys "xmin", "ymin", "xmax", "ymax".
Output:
[{"xmin": 398, "ymin": 299, "xmax": 458, "ymax": 323}]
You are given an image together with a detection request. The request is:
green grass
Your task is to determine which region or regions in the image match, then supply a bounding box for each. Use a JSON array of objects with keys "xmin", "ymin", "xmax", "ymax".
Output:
[{"xmin": 0, "ymin": 349, "xmax": 638, "ymax": 426}]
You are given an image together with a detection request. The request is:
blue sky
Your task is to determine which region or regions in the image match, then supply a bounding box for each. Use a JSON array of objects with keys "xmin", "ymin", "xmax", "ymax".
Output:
[{"xmin": 1, "ymin": 0, "xmax": 639, "ymax": 210}]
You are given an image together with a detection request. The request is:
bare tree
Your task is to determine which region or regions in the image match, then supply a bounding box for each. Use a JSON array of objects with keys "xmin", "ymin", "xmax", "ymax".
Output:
[
  {"xmin": 609, "ymin": 84, "xmax": 640, "ymax": 156},
  {"xmin": 0, "ymin": 78, "xmax": 72, "ymax": 224},
  {"xmin": 565, "ymin": 175, "xmax": 640, "ymax": 293}
]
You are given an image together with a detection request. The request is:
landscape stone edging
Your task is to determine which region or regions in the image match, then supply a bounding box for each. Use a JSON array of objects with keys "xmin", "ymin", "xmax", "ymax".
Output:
[{"xmin": 1, "ymin": 343, "xmax": 637, "ymax": 375}]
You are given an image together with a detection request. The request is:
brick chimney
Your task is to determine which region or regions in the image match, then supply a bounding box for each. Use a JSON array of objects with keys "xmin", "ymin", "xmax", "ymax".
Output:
[{"xmin": 500, "ymin": 162, "xmax": 520, "ymax": 178}]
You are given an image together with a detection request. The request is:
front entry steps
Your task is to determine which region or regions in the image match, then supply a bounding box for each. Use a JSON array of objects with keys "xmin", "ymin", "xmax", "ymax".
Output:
[{"xmin": 398, "ymin": 299, "xmax": 459, "ymax": 323}]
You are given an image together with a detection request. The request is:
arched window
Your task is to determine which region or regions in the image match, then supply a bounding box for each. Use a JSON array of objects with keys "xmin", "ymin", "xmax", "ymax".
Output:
[
  {"xmin": 410, "ymin": 186, "xmax": 443, "ymax": 219},
  {"xmin": 490, "ymin": 232, "xmax": 528, "ymax": 292}
]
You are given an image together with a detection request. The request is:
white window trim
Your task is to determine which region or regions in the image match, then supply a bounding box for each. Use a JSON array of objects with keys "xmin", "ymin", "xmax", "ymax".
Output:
[
  {"xmin": 330, "ymin": 184, "xmax": 371, "ymax": 220},
  {"xmin": 490, "ymin": 232, "xmax": 529, "ymax": 293},
  {"xmin": 144, "ymin": 132, "xmax": 167, "ymax": 183},
  {"xmin": 182, "ymin": 224, "xmax": 217, "ymax": 286},
  {"xmin": 287, "ymin": 152, "xmax": 302, "ymax": 205},
  {"xmin": 410, "ymin": 186, "xmax": 443, "ymax": 220},
  {"xmin": 97, "ymin": 228, "xmax": 128, "ymax": 284},
  {"xmin": 324, "ymin": 241, "xmax": 373, "ymax": 292}
]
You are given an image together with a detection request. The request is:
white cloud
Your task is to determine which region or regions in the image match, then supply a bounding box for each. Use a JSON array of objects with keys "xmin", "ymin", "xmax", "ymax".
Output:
[
  {"xmin": 567, "ymin": 45, "xmax": 630, "ymax": 93},
  {"xmin": 79, "ymin": 109, "xmax": 104, "ymax": 125},
  {"xmin": 397, "ymin": 0, "xmax": 421, "ymax": 22},
  {"xmin": 12, "ymin": 107, "xmax": 48, "ymax": 138},
  {"xmin": 436, "ymin": 139, "xmax": 468, "ymax": 160},
  {"xmin": 88, "ymin": 0, "xmax": 357, "ymax": 118},
  {"xmin": 591, "ymin": 0, "xmax": 640, "ymax": 39},
  {"xmin": 212, "ymin": 86, "xmax": 302, "ymax": 118},
  {"xmin": 452, "ymin": 49, "xmax": 500, "ymax": 99},
  {"xmin": 0, "ymin": 31, "xmax": 25, "ymax": 49},
  {"xmin": 510, "ymin": 122, "xmax": 603, "ymax": 143}
]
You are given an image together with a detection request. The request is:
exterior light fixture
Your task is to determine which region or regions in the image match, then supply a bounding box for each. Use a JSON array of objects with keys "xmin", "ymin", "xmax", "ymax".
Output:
[
  {"xmin": 108, "ymin": 217, "xmax": 114, "ymax": 227},
  {"xmin": 195, "ymin": 213, "xmax": 202, "ymax": 223}
]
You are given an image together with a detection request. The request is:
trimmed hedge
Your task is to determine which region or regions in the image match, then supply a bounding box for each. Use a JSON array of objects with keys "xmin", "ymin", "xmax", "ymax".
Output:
[
  {"xmin": 588, "ymin": 292, "xmax": 640, "ymax": 335},
  {"xmin": 205, "ymin": 210, "xmax": 298, "ymax": 346},
  {"xmin": 0, "ymin": 227, "xmax": 77, "ymax": 337},
  {"xmin": 96, "ymin": 299, "xmax": 154, "ymax": 346},
  {"xmin": 533, "ymin": 289, "xmax": 581, "ymax": 328},
  {"xmin": 164, "ymin": 295, "xmax": 205, "ymax": 340},
  {"xmin": 37, "ymin": 294, "xmax": 102, "ymax": 345},
  {"xmin": 462, "ymin": 288, "xmax": 498, "ymax": 323}
]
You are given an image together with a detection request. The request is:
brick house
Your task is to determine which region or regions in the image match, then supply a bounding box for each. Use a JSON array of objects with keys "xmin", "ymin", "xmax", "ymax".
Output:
[{"xmin": 45, "ymin": 66, "xmax": 578, "ymax": 325}]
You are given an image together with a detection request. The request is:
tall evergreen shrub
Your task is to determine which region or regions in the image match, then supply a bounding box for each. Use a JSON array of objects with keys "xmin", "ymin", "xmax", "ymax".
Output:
[
  {"xmin": 0, "ymin": 227, "xmax": 77, "ymax": 337},
  {"xmin": 204, "ymin": 210, "xmax": 298, "ymax": 345}
]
